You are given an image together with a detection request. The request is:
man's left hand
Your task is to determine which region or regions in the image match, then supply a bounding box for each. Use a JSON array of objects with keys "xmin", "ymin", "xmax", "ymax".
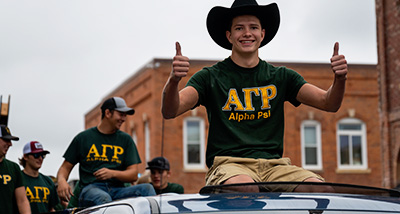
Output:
[
  {"xmin": 94, "ymin": 168, "xmax": 114, "ymax": 180},
  {"xmin": 330, "ymin": 42, "xmax": 348, "ymax": 80}
]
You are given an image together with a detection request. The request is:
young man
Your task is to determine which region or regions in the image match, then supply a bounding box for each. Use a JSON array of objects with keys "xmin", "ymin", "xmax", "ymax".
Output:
[
  {"xmin": 0, "ymin": 125, "xmax": 31, "ymax": 214},
  {"xmin": 146, "ymin": 157, "xmax": 184, "ymax": 194},
  {"xmin": 162, "ymin": 0, "xmax": 348, "ymax": 192},
  {"xmin": 19, "ymin": 141, "xmax": 59, "ymax": 213},
  {"xmin": 57, "ymin": 97, "xmax": 156, "ymax": 207}
]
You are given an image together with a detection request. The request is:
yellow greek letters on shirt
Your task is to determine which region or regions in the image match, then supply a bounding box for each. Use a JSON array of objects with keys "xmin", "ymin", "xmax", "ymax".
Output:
[
  {"xmin": 87, "ymin": 144, "xmax": 101, "ymax": 158},
  {"xmin": 222, "ymin": 85, "xmax": 277, "ymax": 111},
  {"xmin": 25, "ymin": 186, "xmax": 50, "ymax": 202},
  {"xmin": 101, "ymin": 145, "xmax": 113, "ymax": 158},
  {"xmin": 86, "ymin": 144, "xmax": 124, "ymax": 162},
  {"xmin": 0, "ymin": 175, "xmax": 12, "ymax": 184},
  {"xmin": 222, "ymin": 89, "xmax": 245, "ymax": 111}
]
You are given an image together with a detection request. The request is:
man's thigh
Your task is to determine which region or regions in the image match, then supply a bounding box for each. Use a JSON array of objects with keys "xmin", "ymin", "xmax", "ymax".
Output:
[
  {"xmin": 79, "ymin": 183, "xmax": 111, "ymax": 207},
  {"xmin": 260, "ymin": 158, "xmax": 324, "ymax": 182},
  {"xmin": 205, "ymin": 156, "xmax": 324, "ymax": 187},
  {"xmin": 205, "ymin": 156, "xmax": 260, "ymax": 186},
  {"xmin": 111, "ymin": 183, "xmax": 155, "ymax": 200}
]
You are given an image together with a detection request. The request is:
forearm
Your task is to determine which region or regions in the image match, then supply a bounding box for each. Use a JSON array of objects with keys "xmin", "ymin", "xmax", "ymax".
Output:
[
  {"xmin": 15, "ymin": 186, "xmax": 31, "ymax": 214},
  {"xmin": 162, "ymin": 77, "xmax": 181, "ymax": 119},
  {"xmin": 324, "ymin": 76, "xmax": 346, "ymax": 112},
  {"xmin": 57, "ymin": 163, "xmax": 71, "ymax": 184},
  {"xmin": 57, "ymin": 161, "xmax": 74, "ymax": 201}
]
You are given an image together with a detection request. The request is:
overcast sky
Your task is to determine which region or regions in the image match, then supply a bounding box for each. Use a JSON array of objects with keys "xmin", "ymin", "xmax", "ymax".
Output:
[{"xmin": 0, "ymin": 0, "xmax": 377, "ymax": 180}]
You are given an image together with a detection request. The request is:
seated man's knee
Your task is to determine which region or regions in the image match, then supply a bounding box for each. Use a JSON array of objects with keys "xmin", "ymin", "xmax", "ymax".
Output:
[
  {"xmin": 80, "ymin": 186, "xmax": 112, "ymax": 207},
  {"xmin": 223, "ymin": 174, "xmax": 255, "ymax": 184},
  {"xmin": 222, "ymin": 175, "xmax": 258, "ymax": 193},
  {"xmin": 137, "ymin": 183, "xmax": 156, "ymax": 196}
]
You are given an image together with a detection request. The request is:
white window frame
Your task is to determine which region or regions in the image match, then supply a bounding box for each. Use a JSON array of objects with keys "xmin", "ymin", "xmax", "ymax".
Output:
[
  {"xmin": 183, "ymin": 117, "xmax": 206, "ymax": 170},
  {"xmin": 336, "ymin": 118, "xmax": 368, "ymax": 170},
  {"xmin": 131, "ymin": 129, "xmax": 137, "ymax": 145},
  {"xmin": 144, "ymin": 121, "xmax": 150, "ymax": 163},
  {"xmin": 300, "ymin": 120, "xmax": 322, "ymax": 170}
]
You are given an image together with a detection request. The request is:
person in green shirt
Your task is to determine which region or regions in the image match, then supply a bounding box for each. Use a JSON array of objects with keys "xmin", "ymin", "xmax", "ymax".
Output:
[
  {"xmin": 161, "ymin": 0, "xmax": 348, "ymax": 192},
  {"xmin": 0, "ymin": 125, "xmax": 31, "ymax": 214},
  {"xmin": 146, "ymin": 157, "xmax": 184, "ymax": 194},
  {"xmin": 19, "ymin": 141, "xmax": 59, "ymax": 214},
  {"xmin": 57, "ymin": 97, "xmax": 155, "ymax": 207}
]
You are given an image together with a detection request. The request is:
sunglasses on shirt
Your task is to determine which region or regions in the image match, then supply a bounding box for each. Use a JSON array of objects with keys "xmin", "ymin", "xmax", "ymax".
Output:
[{"xmin": 29, "ymin": 153, "xmax": 46, "ymax": 159}]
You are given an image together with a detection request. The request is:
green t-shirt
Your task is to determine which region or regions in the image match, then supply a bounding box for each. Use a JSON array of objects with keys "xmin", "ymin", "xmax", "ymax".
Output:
[
  {"xmin": 187, "ymin": 57, "xmax": 307, "ymax": 168},
  {"xmin": 63, "ymin": 127, "xmax": 141, "ymax": 187},
  {"xmin": 22, "ymin": 172, "xmax": 60, "ymax": 214},
  {"xmin": 0, "ymin": 158, "xmax": 24, "ymax": 214},
  {"xmin": 154, "ymin": 182, "xmax": 184, "ymax": 195}
]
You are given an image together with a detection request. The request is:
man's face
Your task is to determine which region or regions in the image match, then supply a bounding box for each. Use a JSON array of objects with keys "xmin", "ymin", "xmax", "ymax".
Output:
[
  {"xmin": 108, "ymin": 110, "xmax": 127, "ymax": 130},
  {"xmin": 0, "ymin": 138, "xmax": 12, "ymax": 159},
  {"xmin": 226, "ymin": 15, "xmax": 265, "ymax": 55},
  {"xmin": 150, "ymin": 169, "xmax": 170, "ymax": 190},
  {"xmin": 24, "ymin": 153, "xmax": 46, "ymax": 170}
]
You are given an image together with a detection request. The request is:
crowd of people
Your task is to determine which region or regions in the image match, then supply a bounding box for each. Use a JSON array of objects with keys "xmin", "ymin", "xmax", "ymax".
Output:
[
  {"xmin": 0, "ymin": 97, "xmax": 184, "ymax": 214},
  {"xmin": 1, "ymin": 0, "xmax": 347, "ymax": 213}
]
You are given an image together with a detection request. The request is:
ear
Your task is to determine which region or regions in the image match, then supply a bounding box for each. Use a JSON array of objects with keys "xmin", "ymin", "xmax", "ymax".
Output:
[
  {"xmin": 226, "ymin": 30, "xmax": 233, "ymax": 44},
  {"xmin": 105, "ymin": 109, "xmax": 113, "ymax": 118},
  {"xmin": 261, "ymin": 29, "xmax": 265, "ymax": 41}
]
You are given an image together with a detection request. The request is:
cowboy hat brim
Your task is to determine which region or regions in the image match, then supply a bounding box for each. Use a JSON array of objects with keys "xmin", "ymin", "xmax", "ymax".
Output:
[{"xmin": 206, "ymin": 3, "xmax": 280, "ymax": 50}]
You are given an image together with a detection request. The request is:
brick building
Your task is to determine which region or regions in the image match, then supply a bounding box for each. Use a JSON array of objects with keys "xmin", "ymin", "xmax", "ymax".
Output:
[
  {"xmin": 376, "ymin": 0, "xmax": 400, "ymax": 188},
  {"xmin": 85, "ymin": 59, "xmax": 379, "ymax": 193},
  {"xmin": 84, "ymin": 0, "xmax": 400, "ymax": 193}
]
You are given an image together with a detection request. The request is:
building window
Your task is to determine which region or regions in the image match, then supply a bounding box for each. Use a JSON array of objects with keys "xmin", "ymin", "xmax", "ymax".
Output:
[
  {"xmin": 337, "ymin": 118, "xmax": 367, "ymax": 169},
  {"xmin": 183, "ymin": 117, "xmax": 205, "ymax": 170},
  {"xmin": 144, "ymin": 121, "xmax": 150, "ymax": 163},
  {"xmin": 301, "ymin": 120, "xmax": 322, "ymax": 170},
  {"xmin": 131, "ymin": 129, "xmax": 137, "ymax": 145}
]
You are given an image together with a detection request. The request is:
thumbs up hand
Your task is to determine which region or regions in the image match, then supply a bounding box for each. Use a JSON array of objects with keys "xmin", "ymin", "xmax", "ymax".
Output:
[
  {"xmin": 171, "ymin": 42, "xmax": 190, "ymax": 82},
  {"xmin": 330, "ymin": 42, "xmax": 348, "ymax": 80}
]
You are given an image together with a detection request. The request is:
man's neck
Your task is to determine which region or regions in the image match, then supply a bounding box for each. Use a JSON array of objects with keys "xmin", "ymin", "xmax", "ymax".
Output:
[
  {"xmin": 97, "ymin": 121, "xmax": 117, "ymax": 134},
  {"xmin": 230, "ymin": 51, "xmax": 260, "ymax": 68},
  {"xmin": 23, "ymin": 167, "xmax": 40, "ymax": 177}
]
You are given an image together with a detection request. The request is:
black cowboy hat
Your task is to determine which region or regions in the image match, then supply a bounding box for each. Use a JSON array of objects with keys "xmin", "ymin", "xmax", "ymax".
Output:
[{"xmin": 206, "ymin": 0, "xmax": 280, "ymax": 50}]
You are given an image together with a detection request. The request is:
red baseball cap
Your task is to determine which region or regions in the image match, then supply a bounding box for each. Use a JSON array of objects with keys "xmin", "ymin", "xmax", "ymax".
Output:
[{"xmin": 23, "ymin": 141, "xmax": 50, "ymax": 155}]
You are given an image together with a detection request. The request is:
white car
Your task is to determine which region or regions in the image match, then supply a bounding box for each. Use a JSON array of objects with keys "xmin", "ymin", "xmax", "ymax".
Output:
[{"xmin": 66, "ymin": 182, "xmax": 400, "ymax": 214}]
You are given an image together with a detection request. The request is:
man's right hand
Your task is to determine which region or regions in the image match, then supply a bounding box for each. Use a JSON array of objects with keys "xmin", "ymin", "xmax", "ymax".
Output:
[
  {"xmin": 57, "ymin": 179, "xmax": 73, "ymax": 202},
  {"xmin": 171, "ymin": 42, "xmax": 190, "ymax": 81}
]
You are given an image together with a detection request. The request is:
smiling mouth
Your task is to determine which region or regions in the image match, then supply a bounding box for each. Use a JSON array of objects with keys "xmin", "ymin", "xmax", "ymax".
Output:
[{"xmin": 240, "ymin": 40, "xmax": 254, "ymax": 45}]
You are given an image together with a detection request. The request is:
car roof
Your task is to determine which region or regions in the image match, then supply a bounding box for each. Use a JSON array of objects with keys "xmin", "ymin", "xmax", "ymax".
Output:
[{"xmin": 75, "ymin": 182, "xmax": 400, "ymax": 214}]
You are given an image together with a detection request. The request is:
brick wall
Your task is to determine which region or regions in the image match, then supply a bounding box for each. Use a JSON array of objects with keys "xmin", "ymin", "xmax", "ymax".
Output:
[
  {"xmin": 85, "ymin": 59, "xmax": 379, "ymax": 193},
  {"xmin": 376, "ymin": 0, "xmax": 400, "ymax": 188}
]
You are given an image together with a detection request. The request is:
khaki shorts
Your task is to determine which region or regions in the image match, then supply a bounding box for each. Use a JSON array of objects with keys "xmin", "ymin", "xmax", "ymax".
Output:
[{"xmin": 205, "ymin": 156, "xmax": 324, "ymax": 191}]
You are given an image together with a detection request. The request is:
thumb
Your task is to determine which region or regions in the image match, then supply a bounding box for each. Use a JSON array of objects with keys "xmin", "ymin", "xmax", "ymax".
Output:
[
  {"xmin": 333, "ymin": 42, "xmax": 339, "ymax": 56},
  {"xmin": 176, "ymin": 41, "xmax": 182, "ymax": 56}
]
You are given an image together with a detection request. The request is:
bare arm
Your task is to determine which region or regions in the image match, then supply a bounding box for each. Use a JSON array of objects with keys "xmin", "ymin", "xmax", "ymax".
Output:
[
  {"xmin": 56, "ymin": 160, "xmax": 75, "ymax": 202},
  {"xmin": 297, "ymin": 42, "xmax": 347, "ymax": 112},
  {"xmin": 15, "ymin": 186, "xmax": 31, "ymax": 214},
  {"xmin": 162, "ymin": 42, "xmax": 198, "ymax": 119},
  {"xmin": 93, "ymin": 164, "xmax": 139, "ymax": 183}
]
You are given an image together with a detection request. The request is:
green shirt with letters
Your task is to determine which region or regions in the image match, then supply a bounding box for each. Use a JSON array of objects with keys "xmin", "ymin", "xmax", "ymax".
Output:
[
  {"xmin": 63, "ymin": 127, "xmax": 141, "ymax": 187},
  {"xmin": 22, "ymin": 172, "xmax": 59, "ymax": 214},
  {"xmin": 187, "ymin": 57, "xmax": 307, "ymax": 168},
  {"xmin": 0, "ymin": 158, "xmax": 25, "ymax": 214}
]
